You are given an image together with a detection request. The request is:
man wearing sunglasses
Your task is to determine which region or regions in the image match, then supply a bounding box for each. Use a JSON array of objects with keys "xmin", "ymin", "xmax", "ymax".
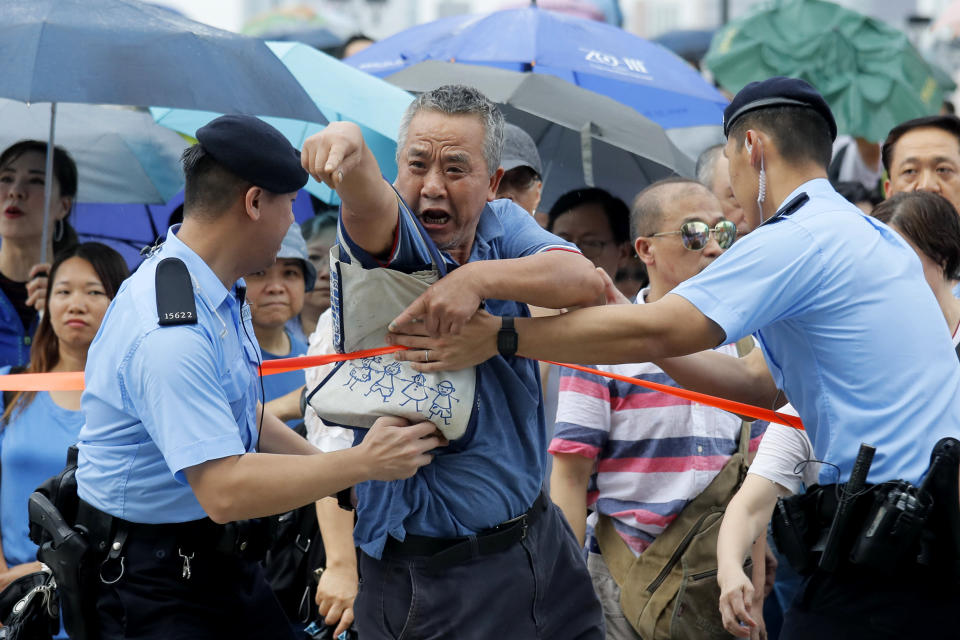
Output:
[
  {"xmin": 549, "ymin": 177, "xmax": 766, "ymax": 639},
  {"xmin": 389, "ymin": 77, "xmax": 960, "ymax": 639}
]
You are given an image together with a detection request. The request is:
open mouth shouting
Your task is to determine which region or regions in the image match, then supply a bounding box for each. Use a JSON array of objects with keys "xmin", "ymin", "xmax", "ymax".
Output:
[{"xmin": 419, "ymin": 208, "xmax": 452, "ymax": 231}]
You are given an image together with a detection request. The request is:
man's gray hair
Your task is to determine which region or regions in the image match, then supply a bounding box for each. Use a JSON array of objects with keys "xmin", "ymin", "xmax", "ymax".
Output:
[
  {"xmin": 695, "ymin": 144, "xmax": 724, "ymax": 187},
  {"xmin": 396, "ymin": 85, "xmax": 505, "ymax": 176}
]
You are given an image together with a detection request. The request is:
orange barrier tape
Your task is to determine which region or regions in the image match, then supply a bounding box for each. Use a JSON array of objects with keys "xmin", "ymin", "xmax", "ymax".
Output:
[
  {"xmin": 0, "ymin": 346, "xmax": 408, "ymax": 392},
  {"xmin": 543, "ymin": 360, "xmax": 804, "ymax": 430},
  {"xmin": 0, "ymin": 347, "xmax": 803, "ymax": 430},
  {"xmin": 258, "ymin": 346, "xmax": 407, "ymax": 375},
  {"xmin": 0, "ymin": 371, "xmax": 85, "ymax": 392}
]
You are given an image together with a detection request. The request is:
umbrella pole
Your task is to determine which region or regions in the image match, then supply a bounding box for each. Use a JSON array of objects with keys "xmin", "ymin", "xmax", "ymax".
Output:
[
  {"xmin": 580, "ymin": 122, "xmax": 596, "ymax": 188},
  {"xmin": 40, "ymin": 102, "xmax": 58, "ymax": 265}
]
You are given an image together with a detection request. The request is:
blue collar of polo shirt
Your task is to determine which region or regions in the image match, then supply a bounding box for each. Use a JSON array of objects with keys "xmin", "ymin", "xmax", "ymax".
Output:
[{"xmin": 163, "ymin": 224, "xmax": 235, "ymax": 309}]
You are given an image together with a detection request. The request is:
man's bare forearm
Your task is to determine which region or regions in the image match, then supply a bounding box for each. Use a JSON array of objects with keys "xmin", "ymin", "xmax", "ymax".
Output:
[
  {"xmin": 257, "ymin": 404, "xmax": 318, "ymax": 455},
  {"xmin": 186, "ymin": 449, "xmax": 370, "ymax": 524},
  {"xmin": 550, "ymin": 453, "xmax": 593, "ymax": 547},
  {"xmin": 512, "ymin": 294, "xmax": 725, "ymax": 365},
  {"xmin": 463, "ymin": 252, "xmax": 604, "ymax": 310},
  {"xmin": 655, "ymin": 349, "xmax": 782, "ymax": 410},
  {"xmin": 317, "ymin": 497, "xmax": 357, "ymax": 568}
]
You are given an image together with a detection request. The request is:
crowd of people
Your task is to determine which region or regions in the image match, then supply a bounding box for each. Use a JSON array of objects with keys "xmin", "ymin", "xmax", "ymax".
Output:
[{"xmin": 0, "ymin": 71, "xmax": 958, "ymax": 640}]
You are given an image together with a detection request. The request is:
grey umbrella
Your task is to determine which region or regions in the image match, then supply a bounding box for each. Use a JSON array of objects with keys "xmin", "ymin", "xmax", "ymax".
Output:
[{"xmin": 386, "ymin": 61, "xmax": 693, "ymax": 209}]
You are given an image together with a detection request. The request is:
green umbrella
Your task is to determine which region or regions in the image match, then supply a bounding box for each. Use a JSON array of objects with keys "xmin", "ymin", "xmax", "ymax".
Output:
[{"xmin": 705, "ymin": 0, "xmax": 953, "ymax": 142}]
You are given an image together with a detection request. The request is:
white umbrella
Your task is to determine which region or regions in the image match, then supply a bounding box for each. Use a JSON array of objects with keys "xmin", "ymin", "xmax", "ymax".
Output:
[{"xmin": 0, "ymin": 100, "xmax": 187, "ymax": 204}]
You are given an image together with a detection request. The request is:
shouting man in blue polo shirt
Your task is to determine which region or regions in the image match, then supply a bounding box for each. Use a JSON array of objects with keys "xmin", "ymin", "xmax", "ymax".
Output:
[{"xmin": 301, "ymin": 85, "xmax": 605, "ymax": 639}]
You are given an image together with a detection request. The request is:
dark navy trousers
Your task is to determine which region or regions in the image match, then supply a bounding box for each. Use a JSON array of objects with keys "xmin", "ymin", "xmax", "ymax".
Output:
[
  {"xmin": 354, "ymin": 498, "xmax": 605, "ymax": 640},
  {"xmin": 95, "ymin": 532, "xmax": 296, "ymax": 640},
  {"xmin": 780, "ymin": 567, "xmax": 957, "ymax": 640}
]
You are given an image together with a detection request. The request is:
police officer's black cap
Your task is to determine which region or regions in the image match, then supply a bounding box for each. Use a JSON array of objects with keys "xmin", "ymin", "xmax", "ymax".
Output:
[
  {"xmin": 723, "ymin": 77, "xmax": 837, "ymax": 141},
  {"xmin": 195, "ymin": 115, "xmax": 308, "ymax": 194}
]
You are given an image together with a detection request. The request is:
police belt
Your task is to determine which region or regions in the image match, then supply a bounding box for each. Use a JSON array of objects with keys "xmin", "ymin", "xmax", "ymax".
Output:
[
  {"xmin": 771, "ymin": 483, "xmax": 953, "ymax": 580},
  {"xmin": 76, "ymin": 499, "xmax": 271, "ymax": 561},
  {"xmin": 382, "ymin": 492, "xmax": 548, "ymax": 570}
]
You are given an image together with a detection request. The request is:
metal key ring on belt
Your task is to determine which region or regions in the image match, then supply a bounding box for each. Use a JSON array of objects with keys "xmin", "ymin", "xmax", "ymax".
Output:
[{"xmin": 99, "ymin": 557, "xmax": 125, "ymax": 585}]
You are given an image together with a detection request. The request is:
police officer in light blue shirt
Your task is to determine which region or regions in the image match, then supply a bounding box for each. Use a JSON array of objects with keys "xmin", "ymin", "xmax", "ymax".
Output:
[
  {"xmin": 400, "ymin": 78, "xmax": 960, "ymax": 639},
  {"xmin": 75, "ymin": 115, "xmax": 442, "ymax": 640}
]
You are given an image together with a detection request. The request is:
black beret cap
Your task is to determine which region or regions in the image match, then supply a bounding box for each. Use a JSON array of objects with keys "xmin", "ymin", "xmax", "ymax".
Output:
[
  {"xmin": 196, "ymin": 115, "xmax": 308, "ymax": 194},
  {"xmin": 723, "ymin": 77, "xmax": 837, "ymax": 141}
]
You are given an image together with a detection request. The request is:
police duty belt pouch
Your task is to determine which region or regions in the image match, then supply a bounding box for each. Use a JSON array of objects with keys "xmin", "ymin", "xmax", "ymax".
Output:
[
  {"xmin": 307, "ymin": 195, "xmax": 477, "ymax": 441},
  {"xmin": 596, "ymin": 421, "xmax": 752, "ymax": 640}
]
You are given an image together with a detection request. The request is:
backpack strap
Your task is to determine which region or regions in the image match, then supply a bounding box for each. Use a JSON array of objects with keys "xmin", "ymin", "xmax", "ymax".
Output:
[{"xmin": 734, "ymin": 337, "xmax": 756, "ymax": 458}]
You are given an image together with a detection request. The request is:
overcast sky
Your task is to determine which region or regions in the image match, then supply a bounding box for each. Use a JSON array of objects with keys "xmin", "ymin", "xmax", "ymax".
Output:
[{"xmin": 151, "ymin": 0, "xmax": 245, "ymax": 32}]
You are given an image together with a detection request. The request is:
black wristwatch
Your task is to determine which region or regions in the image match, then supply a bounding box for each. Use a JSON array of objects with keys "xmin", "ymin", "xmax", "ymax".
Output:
[{"xmin": 498, "ymin": 316, "xmax": 518, "ymax": 357}]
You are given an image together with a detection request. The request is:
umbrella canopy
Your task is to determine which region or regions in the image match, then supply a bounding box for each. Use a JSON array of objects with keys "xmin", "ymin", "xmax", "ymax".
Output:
[
  {"xmin": 0, "ymin": 0, "xmax": 324, "ymax": 121},
  {"xmin": 152, "ymin": 41, "xmax": 414, "ymax": 205},
  {"xmin": 242, "ymin": 4, "xmax": 343, "ymax": 51},
  {"xmin": 0, "ymin": 101, "xmax": 187, "ymax": 204},
  {"xmin": 346, "ymin": 6, "xmax": 728, "ymax": 129},
  {"xmin": 704, "ymin": 0, "xmax": 952, "ymax": 142},
  {"xmin": 387, "ymin": 61, "xmax": 693, "ymax": 209},
  {"xmin": 72, "ymin": 190, "xmax": 319, "ymax": 270},
  {"xmin": 654, "ymin": 29, "xmax": 715, "ymax": 67}
]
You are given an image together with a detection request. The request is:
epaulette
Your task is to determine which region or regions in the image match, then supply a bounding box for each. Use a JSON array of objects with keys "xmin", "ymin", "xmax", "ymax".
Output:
[
  {"xmin": 155, "ymin": 258, "xmax": 197, "ymax": 326},
  {"xmin": 761, "ymin": 192, "xmax": 810, "ymax": 227}
]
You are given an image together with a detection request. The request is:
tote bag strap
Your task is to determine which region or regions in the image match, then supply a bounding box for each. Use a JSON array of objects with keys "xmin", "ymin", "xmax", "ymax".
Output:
[{"xmin": 335, "ymin": 184, "xmax": 449, "ymax": 277}]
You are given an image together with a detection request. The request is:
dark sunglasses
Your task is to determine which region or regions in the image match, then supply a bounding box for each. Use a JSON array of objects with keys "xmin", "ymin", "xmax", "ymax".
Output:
[{"xmin": 647, "ymin": 219, "xmax": 737, "ymax": 251}]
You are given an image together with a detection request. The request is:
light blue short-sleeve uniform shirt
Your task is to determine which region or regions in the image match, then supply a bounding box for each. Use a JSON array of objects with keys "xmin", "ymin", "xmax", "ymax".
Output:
[
  {"xmin": 338, "ymin": 198, "xmax": 579, "ymax": 558},
  {"xmin": 672, "ymin": 179, "xmax": 960, "ymax": 486},
  {"xmin": 77, "ymin": 226, "xmax": 261, "ymax": 523}
]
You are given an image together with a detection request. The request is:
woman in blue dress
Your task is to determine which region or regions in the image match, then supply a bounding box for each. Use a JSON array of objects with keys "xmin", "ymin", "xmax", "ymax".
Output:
[{"xmin": 0, "ymin": 242, "xmax": 128, "ymax": 600}]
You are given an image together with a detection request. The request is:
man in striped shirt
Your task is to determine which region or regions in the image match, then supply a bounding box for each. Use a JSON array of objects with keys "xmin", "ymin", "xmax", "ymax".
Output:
[{"xmin": 550, "ymin": 178, "xmax": 765, "ymax": 639}]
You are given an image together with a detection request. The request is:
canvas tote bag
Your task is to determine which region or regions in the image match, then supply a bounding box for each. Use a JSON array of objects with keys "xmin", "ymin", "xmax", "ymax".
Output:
[{"xmin": 306, "ymin": 195, "xmax": 477, "ymax": 440}]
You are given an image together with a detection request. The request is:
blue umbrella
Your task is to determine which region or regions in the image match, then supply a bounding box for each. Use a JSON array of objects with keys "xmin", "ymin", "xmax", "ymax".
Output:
[
  {"xmin": 0, "ymin": 0, "xmax": 324, "ymax": 120},
  {"xmin": 345, "ymin": 6, "xmax": 727, "ymax": 129},
  {"xmin": 0, "ymin": 0, "xmax": 327, "ymax": 262},
  {"xmin": 73, "ymin": 190, "xmax": 319, "ymax": 269},
  {"xmin": 152, "ymin": 41, "xmax": 414, "ymax": 205}
]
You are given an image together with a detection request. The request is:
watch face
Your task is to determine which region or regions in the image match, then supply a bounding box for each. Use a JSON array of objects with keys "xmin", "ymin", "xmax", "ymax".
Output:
[{"xmin": 498, "ymin": 331, "xmax": 518, "ymax": 356}]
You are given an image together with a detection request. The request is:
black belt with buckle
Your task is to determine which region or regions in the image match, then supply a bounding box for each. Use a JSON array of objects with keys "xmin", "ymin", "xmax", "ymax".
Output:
[
  {"xmin": 76, "ymin": 499, "xmax": 269, "ymax": 561},
  {"xmin": 383, "ymin": 492, "xmax": 549, "ymax": 571}
]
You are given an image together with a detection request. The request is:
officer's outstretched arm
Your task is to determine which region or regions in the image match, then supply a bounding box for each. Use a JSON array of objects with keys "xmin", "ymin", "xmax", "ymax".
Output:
[
  {"xmin": 389, "ymin": 292, "xmax": 725, "ymax": 373},
  {"xmin": 183, "ymin": 418, "xmax": 443, "ymax": 524},
  {"xmin": 655, "ymin": 349, "xmax": 781, "ymax": 411}
]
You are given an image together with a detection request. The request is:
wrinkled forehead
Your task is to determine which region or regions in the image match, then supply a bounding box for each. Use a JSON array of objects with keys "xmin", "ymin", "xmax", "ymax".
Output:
[
  {"xmin": 404, "ymin": 111, "xmax": 487, "ymax": 156},
  {"xmin": 892, "ymin": 127, "xmax": 960, "ymax": 166}
]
